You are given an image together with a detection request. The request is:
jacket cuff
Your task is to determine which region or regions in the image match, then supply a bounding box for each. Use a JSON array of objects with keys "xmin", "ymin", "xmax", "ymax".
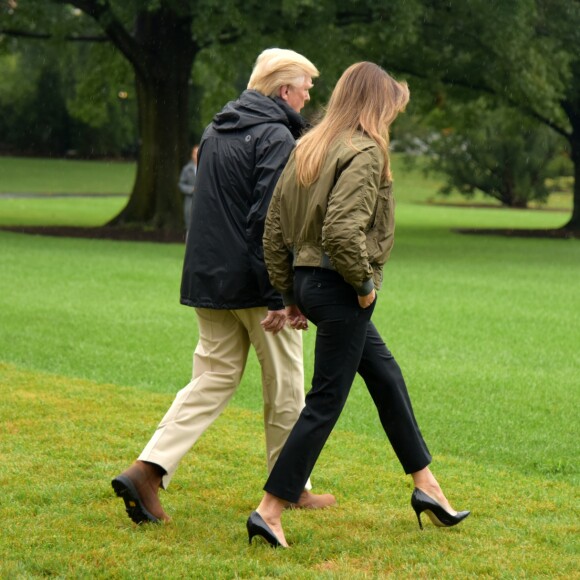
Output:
[
  {"xmin": 355, "ymin": 278, "xmax": 375, "ymax": 296},
  {"xmin": 267, "ymin": 297, "xmax": 285, "ymax": 311},
  {"xmin": 282, "ymin": 290, "xmax": 296, "ymax": 306}
]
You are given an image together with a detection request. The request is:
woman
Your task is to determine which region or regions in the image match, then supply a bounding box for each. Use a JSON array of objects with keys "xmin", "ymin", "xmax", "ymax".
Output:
[{"xmin": 247, "ymin": 62, "xmax": 470, "ymax": 548}]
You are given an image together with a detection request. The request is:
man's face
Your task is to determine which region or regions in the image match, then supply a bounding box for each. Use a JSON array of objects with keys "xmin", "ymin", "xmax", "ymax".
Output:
[{"xmin": 280, "ymin": 76, "xmax": 313, "ymax": 113}]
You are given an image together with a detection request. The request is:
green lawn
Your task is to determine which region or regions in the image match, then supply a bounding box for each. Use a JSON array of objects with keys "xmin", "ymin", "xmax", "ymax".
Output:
[
  {"xmin": 0, "ymin": 156, "xmax": 135, "ymax": 195},
  {"xmin": 0, "ymin": 156, "xmax": 133, "ymax": 226},
  {"xmin": 0, "ymin": 157, "xmax": 577, "ymax": 577}
]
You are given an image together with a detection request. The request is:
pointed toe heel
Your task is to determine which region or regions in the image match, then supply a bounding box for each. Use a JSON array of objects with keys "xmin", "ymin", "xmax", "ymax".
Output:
[
  {"xmin": 247, "ymin": 511, "xmax": 283, "ymax": 548},
  {"xmin": 411, "ymin": 488, "xmax": 470, "ymax": 530}
]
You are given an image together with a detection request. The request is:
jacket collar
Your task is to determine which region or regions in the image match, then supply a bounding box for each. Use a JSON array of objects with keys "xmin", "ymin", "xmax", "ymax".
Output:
[{"xmin": 271, "ymin": 96, "xmax": 309, "ymax": 139}]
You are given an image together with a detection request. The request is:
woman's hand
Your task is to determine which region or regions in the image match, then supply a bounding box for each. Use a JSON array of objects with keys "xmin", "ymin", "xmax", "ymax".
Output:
[
  {"xmin": 358, "ymin": 289, "xmax": 376, "ymax": 309},
  {"xmin": 286, "ymin": 304, "xmax": 309, "ymax": 331}
]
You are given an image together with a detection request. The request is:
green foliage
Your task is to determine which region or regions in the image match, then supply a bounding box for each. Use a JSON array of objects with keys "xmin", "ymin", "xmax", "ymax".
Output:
[
  {"xmin": 392, "ymin": 0, "xmax": 572, "ymax": 130},
  {"xmin": 0, "ymin": 39, "xmax": 137, "ymax": 156},
  {"xmin": 0, "ymin": 51, "xmax": 71, "ymax": 155},
  {"xmin": 0, "ymin": 52, "xmax": 36, "ymax": 101},
  {"xmin": 3, "ymin": 0, "xmax": 577, "ymax": 146},
  {"xmin": 423, "ymin": 105, "xmax": 566, "ymax": 207},
  {"xmin": 193, "ymin": 44, "xmax": 255, "ymax": 132},
  {"xmin": 2, "ymin": 0, "xmax": 579, "ymax": 226},
  {"xmin": 65, "ymin": 44, "xmax": 132, "ymax": 126},
  {"xmin": 0, "ymin": 2, "xmax": 136, "ymax": 156},
  {"xmin": 46, "ymin": 0, "xmax": 580, "ymax": 139}
]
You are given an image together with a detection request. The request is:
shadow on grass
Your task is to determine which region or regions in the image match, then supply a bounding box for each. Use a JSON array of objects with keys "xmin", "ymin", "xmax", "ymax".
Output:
[
  {"xmin": 453, "ymin": 227, "xmax": 579, "ymax": 239},
  {"xmin": 0, "ymin": 225, "xmax": 185, "ymax": 244},
  {"xmin": 2, "ymin": 223, "xmax": 579, "ymax": 243}
]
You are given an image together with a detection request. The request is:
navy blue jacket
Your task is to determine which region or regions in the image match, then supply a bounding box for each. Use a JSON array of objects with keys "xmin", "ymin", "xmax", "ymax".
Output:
[{"xmin": 180, "ymin": 90, "xmax": 307, "ymax": 310}]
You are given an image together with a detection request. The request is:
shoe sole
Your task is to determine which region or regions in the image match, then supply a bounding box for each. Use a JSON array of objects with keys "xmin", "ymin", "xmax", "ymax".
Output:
[{"xmin": 111, "ymin": 475, "xmax": 159, "ymax": 524}]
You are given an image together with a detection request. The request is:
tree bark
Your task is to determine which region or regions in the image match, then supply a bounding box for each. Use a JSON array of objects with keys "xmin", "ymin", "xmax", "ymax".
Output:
[
  {"xmin": 107, "ymin": 7, "xmax": 196, "ymax": 229},
  {"xmin": 564, "ymin": 130, "xmax": 580, "ymax": 231}
]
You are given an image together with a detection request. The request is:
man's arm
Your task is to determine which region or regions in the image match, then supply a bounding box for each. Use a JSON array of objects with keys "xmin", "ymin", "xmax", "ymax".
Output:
[
  {"xmin": 246, "ymin": 129, "xmax": 295, "ymax": 311},
  {"xmin": 246, "ymin": 131, "xmax": 295, "ymax": 243}
]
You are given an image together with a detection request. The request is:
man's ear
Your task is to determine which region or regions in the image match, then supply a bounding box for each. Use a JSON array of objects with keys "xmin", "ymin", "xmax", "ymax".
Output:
[{"xmin": 278, "ymin": 85, "xmax": 289, "ymax": 102}]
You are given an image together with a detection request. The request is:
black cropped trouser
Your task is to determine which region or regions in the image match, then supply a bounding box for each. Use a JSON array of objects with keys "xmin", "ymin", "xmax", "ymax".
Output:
[{"xmin": 264, "ymin": 268, "xmax": 432, "ymax": 503}]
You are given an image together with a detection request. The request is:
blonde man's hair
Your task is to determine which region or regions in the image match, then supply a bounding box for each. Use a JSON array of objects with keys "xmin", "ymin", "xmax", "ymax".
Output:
[
  {"xmin": 247, "ymin": 48, "xmax": 319, "ymax": 97},
  {"xmin": 295, "ymin": 62, "xmax": 410, "ymax": 186}
]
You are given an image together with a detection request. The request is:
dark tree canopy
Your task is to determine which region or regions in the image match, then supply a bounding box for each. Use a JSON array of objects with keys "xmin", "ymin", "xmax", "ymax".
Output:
[{"xmin": 1, "ymin": 0, "xmax": 578, "ymax": 230}]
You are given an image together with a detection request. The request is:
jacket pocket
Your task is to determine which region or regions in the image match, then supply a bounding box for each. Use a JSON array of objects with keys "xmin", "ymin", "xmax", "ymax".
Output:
[{"xmin": 365, "ymin": 182, "xmax": 395, "ymax": 266}]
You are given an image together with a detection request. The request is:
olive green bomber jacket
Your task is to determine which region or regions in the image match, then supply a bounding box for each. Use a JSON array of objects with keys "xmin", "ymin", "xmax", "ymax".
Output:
[{"xmin": 263, "ymin": 132, "xmax": 395, "ymax": 305}]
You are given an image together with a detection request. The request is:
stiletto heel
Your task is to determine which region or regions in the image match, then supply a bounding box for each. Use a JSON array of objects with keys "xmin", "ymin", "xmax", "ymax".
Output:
[
  {"xmin": 415, "ymin": 509, "xmax": 423, "ymax": 530},
  {"xmin": 411, "ymin": 488, "xmax": 470, "ymax": 530},
  {"xmin": 247, "ymin": 511, "xmax": 283, "ymax": 548}
]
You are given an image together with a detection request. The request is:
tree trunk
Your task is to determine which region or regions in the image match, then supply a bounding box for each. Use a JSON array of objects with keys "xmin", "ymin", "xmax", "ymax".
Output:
[
  {"xmin": 560, "ymin": 81, "xmax": 580, "ymax": 232},
  {"xmin": 564, "ymin": 130, "xmax": 580, "ymax": 231},
  {"xmin": 108, "ymin": 7, "xmax": 196, "ymax": 230}
]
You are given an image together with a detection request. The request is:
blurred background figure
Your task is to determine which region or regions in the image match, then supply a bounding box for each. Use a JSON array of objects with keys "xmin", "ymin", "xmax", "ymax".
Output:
[{"xmin": 179, "ymin": 144, "xmax": 198, "ymax": 232}]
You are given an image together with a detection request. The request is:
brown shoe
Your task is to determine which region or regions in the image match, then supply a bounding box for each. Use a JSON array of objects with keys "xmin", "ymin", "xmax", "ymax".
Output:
[
  {"xmin": 111, "ymin": 461, "xmax": 170, "ymax": 524},
  {"xmin": 290, "ymin": 490, "xmax": 337, "ymax": 510}
]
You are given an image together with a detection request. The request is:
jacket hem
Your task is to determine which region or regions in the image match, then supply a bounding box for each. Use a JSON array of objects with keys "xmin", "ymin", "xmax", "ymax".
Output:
[{"xmin": 180, "ymin": 298, "xmax": 274, "ymax": 310}]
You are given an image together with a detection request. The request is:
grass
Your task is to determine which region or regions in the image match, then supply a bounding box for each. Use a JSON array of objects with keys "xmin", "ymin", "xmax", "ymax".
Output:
[
  {"xmin": 0, "ymin": 156, "xmax": 578, "ymax": 577},
  {"xmin": 0, "ymin": 364, "xmax": 577, "ymax": 577},
  {"xmin": 0, "ymin": 156, "xmax": 135, "ymax": 195},
  {"xmin": 0, "ymin": 155, "xmax": 133, "ymax": 226},
  {"xmin": 0, "ymin": 196, "xmax": 128, "ymax": 226},
  {"xmin": 393, "ymin": 154, "xmax": 574, "ymax": 211}
]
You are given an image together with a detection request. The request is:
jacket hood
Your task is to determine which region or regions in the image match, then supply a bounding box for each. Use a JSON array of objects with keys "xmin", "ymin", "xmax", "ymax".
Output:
[{"xmin": 212, "ymin": 90, "xmax": 307, "ymax": 138}]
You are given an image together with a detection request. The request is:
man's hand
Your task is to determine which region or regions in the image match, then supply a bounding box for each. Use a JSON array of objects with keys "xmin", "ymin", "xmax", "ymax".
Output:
[
  {"xmin": 286, "ymin": 304, "xmax": 308, "ymax": 331},
  {"xmin": 260, "ymin": 309, "xmax": 287, "ymax": 334},
  {"xmin": 358, "ymin": 288, "xmax": 376, "ymax": 309}
]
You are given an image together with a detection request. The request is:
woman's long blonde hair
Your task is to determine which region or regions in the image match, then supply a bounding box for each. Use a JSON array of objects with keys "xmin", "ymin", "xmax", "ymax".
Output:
[{"xmin": 295, "ymin": 62, "xmax": 409, "ymax": 186}]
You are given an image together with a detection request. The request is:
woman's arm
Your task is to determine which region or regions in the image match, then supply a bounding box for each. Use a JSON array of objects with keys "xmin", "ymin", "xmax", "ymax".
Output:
[
  {"xmin": 263, "ymin": 169, "xmax": 296, "ymax": 305},
  {"xmin": 322, "ymin": 146, "xmax": 383, "ymax": 295}
]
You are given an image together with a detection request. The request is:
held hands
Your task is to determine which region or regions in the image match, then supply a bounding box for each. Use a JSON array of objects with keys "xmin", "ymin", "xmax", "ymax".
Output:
[
  {"xmin": 260, "ymin": 309, "xmax": 287, "ymax": 334},
  {"xmin": 285, "ymin": 304, "xmax": 308, "ymax": 331},
  {"xmin": 260, "ymin": 306, "xmax": 309, "ymax": 334},
  {"xmin": 358, "ymin": 288, "xmax": 376, "ymax": 309}
]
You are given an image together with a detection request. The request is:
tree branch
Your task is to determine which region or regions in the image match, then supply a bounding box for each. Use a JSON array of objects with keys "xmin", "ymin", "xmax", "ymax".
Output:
[
  {"xmin": 51, "ymin": 0, "xmax": 149, "ymax": 81},
  {"xmin": 335, "ymin": 4, "xmax": 573, "ymax": 140},
  {"xmin": 523, "ymin": 101, "xmax": 572, "ymax": 140},
  {"xmin": 0, "ymin": 28, "xmax": 108, "ymax": 42},
  {"xmin": 197, "ymin": 28, "xmax": 242, "ymax": 51},
  {"xmin": 391, "ymin": 61, "xmax": 571, "ymax": 139}
]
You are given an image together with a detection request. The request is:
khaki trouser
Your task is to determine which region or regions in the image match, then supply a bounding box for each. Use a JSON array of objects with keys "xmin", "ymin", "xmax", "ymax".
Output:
[{"xmin": 139, "ymin": 306, "xmax": 309, "ymax": 489}]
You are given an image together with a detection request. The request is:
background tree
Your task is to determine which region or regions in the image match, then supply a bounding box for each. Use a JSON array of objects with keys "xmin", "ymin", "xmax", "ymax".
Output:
[
  {"xmin": 2, "ymin": 0, "xmax": 578, "ymax": 231},
  {"xmin": 0, "ymin": 37, "xmax": 137, "ymax": 157},
  {"xmin": 357, "ymin": 0, "xmax": 580, "ymax": 229},
  {"xmin": 422, "ymin": 104, "xmax": 567, "ymax": 208},
  {"xmin": 1, "ymin": 0, "xmax": 418, "ymax": 229}
]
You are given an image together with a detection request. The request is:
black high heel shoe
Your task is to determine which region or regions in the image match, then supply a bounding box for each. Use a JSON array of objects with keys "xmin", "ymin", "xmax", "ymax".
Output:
[
  {"xmin": 411, "ymin": 488, "xmax": 470, "ymax": 530},
  {"xmin": 247, "ymin": 511, "xmax": 284, "ymax": 548}
]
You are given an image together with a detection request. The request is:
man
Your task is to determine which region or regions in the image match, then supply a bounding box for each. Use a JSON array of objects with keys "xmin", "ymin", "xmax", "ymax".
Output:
[
  {"xmin": 112, "ymin": 48, "xmax": 335, "ymax": 524},
  {"xmin": 178, "ymin": 144, "xmax": 198, "ymax": 232}
]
